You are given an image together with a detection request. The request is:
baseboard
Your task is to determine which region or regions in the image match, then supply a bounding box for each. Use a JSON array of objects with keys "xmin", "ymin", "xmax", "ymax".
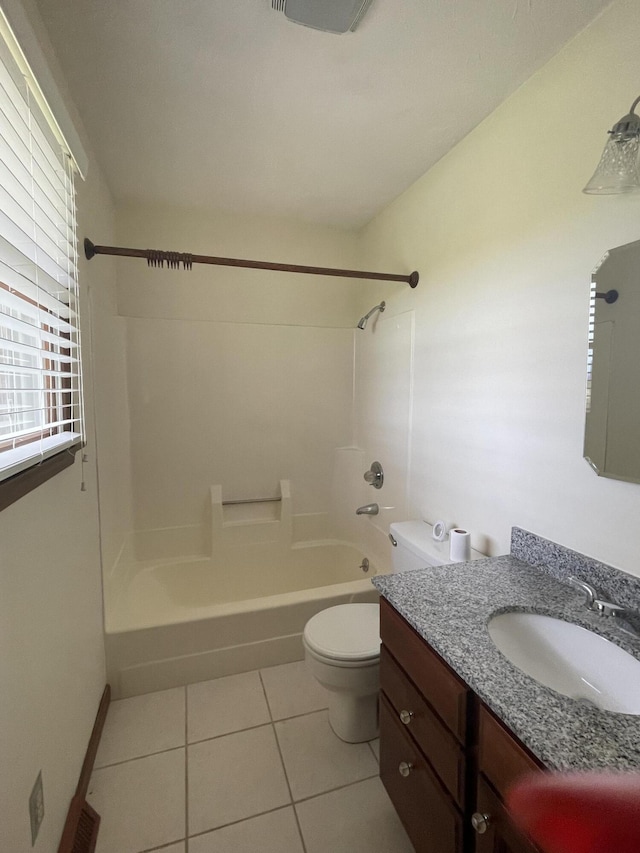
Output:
[{"xmin": 57, "ymin": 684, "xmax": 111, "ymax": 853}]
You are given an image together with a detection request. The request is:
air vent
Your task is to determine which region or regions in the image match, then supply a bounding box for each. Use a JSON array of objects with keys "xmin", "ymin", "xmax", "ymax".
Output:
[{"xmin": 271, "ymin": 0, "xmax": 374, "ymax": 34}]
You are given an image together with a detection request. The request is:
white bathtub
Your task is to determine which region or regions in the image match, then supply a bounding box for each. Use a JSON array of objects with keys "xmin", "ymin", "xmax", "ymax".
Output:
[{"xmin": 105, "ymin": 540, "xmax": 380, "ymax": 698}]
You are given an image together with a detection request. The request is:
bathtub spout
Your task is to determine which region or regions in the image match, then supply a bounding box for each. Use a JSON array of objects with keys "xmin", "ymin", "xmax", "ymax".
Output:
[{"xmin": 356, "ymin": 503, "xmax": 379, "ymax": 516}]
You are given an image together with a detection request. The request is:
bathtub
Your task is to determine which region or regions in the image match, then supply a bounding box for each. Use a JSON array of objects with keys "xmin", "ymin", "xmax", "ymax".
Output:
[{"xmin": 104, "ymin": 539, "xmax": 380, "ymax": 699}]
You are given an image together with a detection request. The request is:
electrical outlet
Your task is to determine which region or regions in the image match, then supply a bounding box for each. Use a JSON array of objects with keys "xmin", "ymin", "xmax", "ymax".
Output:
[{"xmin": 29, "ymin": 771, "xmax": 44, "ymax": 846}]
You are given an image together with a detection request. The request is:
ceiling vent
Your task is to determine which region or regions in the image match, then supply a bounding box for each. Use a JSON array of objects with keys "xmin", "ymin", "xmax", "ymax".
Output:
[{"xmin": 271, "ymin": 0, "xmax": 374, "ymax": 34}]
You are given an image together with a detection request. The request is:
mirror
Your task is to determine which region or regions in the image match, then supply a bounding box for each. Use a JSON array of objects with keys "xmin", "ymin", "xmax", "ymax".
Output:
[{"xmin": 584, "ymin": 238, "xmax": 640, "ymax": 483}]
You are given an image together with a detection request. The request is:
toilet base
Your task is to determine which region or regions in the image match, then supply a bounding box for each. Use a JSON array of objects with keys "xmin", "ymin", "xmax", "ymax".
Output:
[{"xmin": 327, "ymin": 690, "xmax": 379, "ymax": 743}]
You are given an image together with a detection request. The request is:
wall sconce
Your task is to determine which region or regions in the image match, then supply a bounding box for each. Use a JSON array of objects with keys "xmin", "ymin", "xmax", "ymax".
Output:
[{"xmin": 583, "ymin": 95, "xmax": 640, "ymax": 194}]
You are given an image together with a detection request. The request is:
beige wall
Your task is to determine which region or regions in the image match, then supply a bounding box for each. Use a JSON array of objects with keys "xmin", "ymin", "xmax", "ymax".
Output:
[
  {"xmin": 115, "ymin": 204, "xmax": 367, "ymax": 537},
  {"xmin": 357, "ymin": 0, "xmax": 640, "ymax": 571},
  {"xmin": 0, "ymin": 2, "xmax": 128, "ymax": 851}
]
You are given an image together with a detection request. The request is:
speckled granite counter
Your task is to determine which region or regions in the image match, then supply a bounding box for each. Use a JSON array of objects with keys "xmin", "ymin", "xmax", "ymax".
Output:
[{"xmin": 372, "ymin": 527, "xmax": 640, "ymax": 772}]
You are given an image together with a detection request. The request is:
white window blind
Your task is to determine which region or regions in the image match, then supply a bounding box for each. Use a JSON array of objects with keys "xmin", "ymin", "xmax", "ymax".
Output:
[{"xmin": 0, "ymin": 24, "xmax": 82, "ymax": 484}]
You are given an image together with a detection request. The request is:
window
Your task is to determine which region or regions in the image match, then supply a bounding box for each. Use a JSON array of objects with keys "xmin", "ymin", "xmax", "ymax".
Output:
[{"xmin": 0, "ymin": 15, "xmax": 82, "ymax": 501}]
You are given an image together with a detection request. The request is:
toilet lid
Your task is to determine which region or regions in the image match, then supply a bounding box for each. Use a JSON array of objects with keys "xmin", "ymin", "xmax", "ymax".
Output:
[{"xmin": 304, "ymin": 604, "xmax": 380, "ymax": 661}]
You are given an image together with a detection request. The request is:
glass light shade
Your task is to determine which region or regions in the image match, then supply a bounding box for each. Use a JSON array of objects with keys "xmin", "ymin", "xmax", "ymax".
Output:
[{"xmin": 583, "ymin": 134, "xmax": 640, "ymax": 194}]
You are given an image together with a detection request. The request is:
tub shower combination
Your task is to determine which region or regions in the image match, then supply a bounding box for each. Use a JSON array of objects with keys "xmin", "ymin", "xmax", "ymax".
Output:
[{"xmin": 105, "ymin": 480, "xmax": 379, "ymax": 697}]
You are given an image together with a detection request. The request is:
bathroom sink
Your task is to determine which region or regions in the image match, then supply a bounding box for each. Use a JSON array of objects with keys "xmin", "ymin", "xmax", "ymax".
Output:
[{"xmin": 487, "ymin": 611, "xmax": 640, "ymax": 714}]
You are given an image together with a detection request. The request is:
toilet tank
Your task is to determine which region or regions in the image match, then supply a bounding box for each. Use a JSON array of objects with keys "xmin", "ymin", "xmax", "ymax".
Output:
[
  {"xmin": 390, "ymin": 521, "xmax": 450, "ymax": 572},
  {"xmin": 389, "ymin": 521, "xmax": 484, "ymax": 572}
]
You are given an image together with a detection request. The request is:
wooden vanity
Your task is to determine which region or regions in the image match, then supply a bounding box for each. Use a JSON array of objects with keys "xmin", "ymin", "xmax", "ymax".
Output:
[{"xmin": 379, "ymin": 598, "xmax": 544, "ymax": 853}]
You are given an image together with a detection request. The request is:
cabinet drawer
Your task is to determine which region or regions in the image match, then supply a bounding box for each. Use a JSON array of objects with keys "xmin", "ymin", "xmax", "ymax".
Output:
[
  {"xmin": 380, "ymin": 598, "xmax": 470, "ymax": 742},
  {"xmin": 473, "ymin": 775, "xmax": 540, "ymax": 853},
  {"xmin": 479, "ymin": 705, "xmax": 543, "ymax": 801},
  {"xmin": 381, "ymin": 645, "xmax": 467, "ymax": 808},
  {"xmin": 380, "ymin": 694, "xmax": 463, "ymax": 853}
]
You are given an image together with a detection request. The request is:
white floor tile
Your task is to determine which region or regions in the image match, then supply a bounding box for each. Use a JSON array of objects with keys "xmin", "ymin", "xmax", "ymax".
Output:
[
  {"xmin": 149, "ymin": 844, "xmax": 185, "ymax": 852},
  {"xmin": 295, "ymin": 777, "xmax": 414, "ymax": 853},
  {"xmin": 260, "ymin": 660, "xmax": 328, "ymax": 720},
  {"xmin": 275, "ymin": 710, "xmax": 378, "ymax": 801},
  {"xmin": 187, "ymin": 671, "xmax": 270, "ymax": 742},
  {"xmin": 189, "ymin": 807, "xmax": 304, "ymax": 853},
  {"xmin": 88, "ymin": 749, "xmax": 185, "ymax": 853},
  {"xmin": 188, "ymin": 725, "xmax": 291, "ymax": 835},
  {"xmin": 95, "ymin": 688, "xmax": 185, "ymax": 768}
]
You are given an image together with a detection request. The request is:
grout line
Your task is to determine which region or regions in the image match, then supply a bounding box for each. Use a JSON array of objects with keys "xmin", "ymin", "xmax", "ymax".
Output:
[
  {"xmin": 93, "ymin": 744, "xmax": 185, "ymax": 771},
  {"xmin": 187, "ymin": 719, "xmax": 274, "ymax": 747},
  {"xmin": 93, "ymin": 703, "xmax": 348, "ymax": 770},
  {"xmin": 138, "ymin": 841, "xmax": 185, "ymax": 853},
  {"xmin": 184, "ymin": 685, "xmax": 189, "ymax": 853},
  {"xmin": 293, "ymin": 773, "xmax": 381, "ymax": 807},
  {"xmin": 187, "ymin": 803, "xmax": 297, "ymax": 842},
  {"xmin": 259, "ymin": 671, "xmax": 308, "ymax": 853},
  {"xmin": 185, "ymin": 705, "xmax": 329, "ymax": 750},
  {"xmin": 136, "ymin": 775, "xmax": 382, "ymax": 853},
  {"xmin": 368, "ymin": 740, "xmax": 380, "ymax": 763},
  {"xmin": 270, "ymin": 705, "xmax": 329, "ymax": 724},
  {"xmin": 259, "ymin": 667, "xmax": 275, "ymax": 720}
]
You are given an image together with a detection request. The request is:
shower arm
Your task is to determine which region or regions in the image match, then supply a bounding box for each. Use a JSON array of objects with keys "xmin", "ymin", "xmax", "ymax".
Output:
[
  {"xmin": 357, "ymin": 300, "xmax": 386, "ymax": 329},
  {"xmin": 83, "ymin": 238, "xmax": 419, "ymax": 287}
]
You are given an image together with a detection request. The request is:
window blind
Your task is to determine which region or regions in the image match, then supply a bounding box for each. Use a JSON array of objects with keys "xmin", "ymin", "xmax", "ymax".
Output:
[{"xmin": 0, "ymin": 27, "xmax": 82, "ymax": 483}]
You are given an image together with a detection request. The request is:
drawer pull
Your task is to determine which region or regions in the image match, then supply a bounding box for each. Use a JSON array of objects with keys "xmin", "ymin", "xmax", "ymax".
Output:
[
  {"xmin": 398, "ymin": 761, "xmax": 414, "ymax": 777},
  {"xmin": 471, "ymin": 812, "xmax": 492, "ymax": 834},
  {"xmin": 399, "ymin": 709, "xmax": 414, "ymax": 725}
]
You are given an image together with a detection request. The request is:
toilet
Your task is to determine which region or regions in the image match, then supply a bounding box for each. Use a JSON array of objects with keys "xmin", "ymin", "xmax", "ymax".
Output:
[
  {"xmin": 303, "ymin": 603, "xmax": 380, "ymax": 743},
  {"xmin": 303, "ymin": 521, "xmax": 456, "ymax": 743}
]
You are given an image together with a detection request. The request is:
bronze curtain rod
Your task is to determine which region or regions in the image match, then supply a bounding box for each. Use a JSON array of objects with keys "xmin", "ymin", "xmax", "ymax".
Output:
[{"xmin": 83, "ymin": 238, "xmax": 419, "ymax": 287}]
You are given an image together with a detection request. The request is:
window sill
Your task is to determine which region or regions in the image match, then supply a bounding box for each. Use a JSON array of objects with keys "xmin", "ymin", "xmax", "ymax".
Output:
[{"xmin": 0, "ymin": 443, "xmax": 81, "ymax": 512}]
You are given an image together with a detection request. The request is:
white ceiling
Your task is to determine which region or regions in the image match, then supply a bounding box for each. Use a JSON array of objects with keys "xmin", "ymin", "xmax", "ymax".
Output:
[{"xmin": 36, "ymin": 0, "xmax": 609, "ymax": 228}]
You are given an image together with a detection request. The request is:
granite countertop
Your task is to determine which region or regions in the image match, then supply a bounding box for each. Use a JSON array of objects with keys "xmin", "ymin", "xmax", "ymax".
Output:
[{"xmin": 372, "ymin": 545, "xmax": 640, "ymax": 772}]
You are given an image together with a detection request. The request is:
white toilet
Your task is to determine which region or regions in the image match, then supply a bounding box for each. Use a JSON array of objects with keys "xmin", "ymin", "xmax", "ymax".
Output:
[
  {"xmin": 303, "ymin": 521, "xmax": 458, "ymax": 743},
  {"xmin": 303, "ymin": 603, "xmax": 380, "ymax": 743}
]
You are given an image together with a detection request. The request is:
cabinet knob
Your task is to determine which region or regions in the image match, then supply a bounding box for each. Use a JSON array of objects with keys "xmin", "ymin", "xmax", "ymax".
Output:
[
  {"xmin": 471, "ymin": 812, "xmax": 491, "ymax": 834},
  {"xmin": 399, "ymin": 709, "xmax": 414, "ymax": 725},
  {"xmin": 398, "ymin": 761, "xmax": 413, "ymax": 777}
]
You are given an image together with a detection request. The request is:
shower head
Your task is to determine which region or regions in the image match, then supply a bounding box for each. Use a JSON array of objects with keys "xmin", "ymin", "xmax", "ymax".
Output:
[{"xmin": 357, "ymin": 301, "xmax": 386, "ymax": 330}]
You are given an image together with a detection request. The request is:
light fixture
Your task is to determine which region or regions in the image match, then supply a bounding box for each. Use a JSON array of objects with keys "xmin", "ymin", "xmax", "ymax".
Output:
[
  {"xmin": 583, "ymin": 95, "xmax": 640, "ymax": 194},
  {"xmin": 271, "ymin": 0, "xmax": 374, "ymax": 34}
]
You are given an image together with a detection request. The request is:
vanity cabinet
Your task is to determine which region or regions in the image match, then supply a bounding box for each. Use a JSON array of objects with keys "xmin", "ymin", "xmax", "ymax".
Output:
[{"xmin": 379, "ymin": 598, "xmax": 544, "ymax": 853}]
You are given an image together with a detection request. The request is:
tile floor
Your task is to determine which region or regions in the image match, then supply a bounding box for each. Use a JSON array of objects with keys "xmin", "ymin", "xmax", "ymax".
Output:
[{"xmin": 88, "ymin": 661, "xmax": 414, "ymax": 853}]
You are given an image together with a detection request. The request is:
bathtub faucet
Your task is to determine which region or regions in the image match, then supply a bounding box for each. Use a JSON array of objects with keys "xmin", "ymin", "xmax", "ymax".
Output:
[{"xmin": 356, "ymin": 503, "xmax": 379, "ymax": 516}]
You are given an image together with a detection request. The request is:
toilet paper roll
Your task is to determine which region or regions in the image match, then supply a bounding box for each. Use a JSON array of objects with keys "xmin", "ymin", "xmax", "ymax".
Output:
[
  {"xmin": 432, "ymin": 520, "xmax": 449, "ymax": 542},
  {"xmin": 449, "ymin": 529, "xmax": 471, "ymax": 563}
]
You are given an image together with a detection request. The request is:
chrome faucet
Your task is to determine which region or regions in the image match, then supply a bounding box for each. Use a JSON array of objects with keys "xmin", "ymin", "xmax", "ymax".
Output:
[
  {"xmin": 356, "ymin": 503, "xmax": 379, "ymax": 516},
  {"xmin": 567, "ymin": 577, "xmax": 627, "ymax": 617}
]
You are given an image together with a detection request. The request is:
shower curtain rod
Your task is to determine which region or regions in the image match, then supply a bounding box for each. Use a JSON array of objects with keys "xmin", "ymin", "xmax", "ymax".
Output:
[{"xmin": 83, "ymin": 238, "xmax": 419, "ymax": 287}]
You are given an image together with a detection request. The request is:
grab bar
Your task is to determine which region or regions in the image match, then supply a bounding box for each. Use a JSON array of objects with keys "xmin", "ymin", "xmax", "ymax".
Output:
[{"xmin": 222, "ymin": 496, "xmax": 282, "ymax": 506}]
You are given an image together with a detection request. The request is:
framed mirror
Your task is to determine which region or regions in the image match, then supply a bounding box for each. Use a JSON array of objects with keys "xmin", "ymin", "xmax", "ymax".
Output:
[{"xmin": 584, "ymin": 238, "xmax": 640, "ymax": 484}]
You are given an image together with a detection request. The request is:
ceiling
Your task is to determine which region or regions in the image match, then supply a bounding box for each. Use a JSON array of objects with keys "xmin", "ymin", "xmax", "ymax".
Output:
[{"xmin": 36, "ymin": 0, "xmax": 609, "ymax": 228}]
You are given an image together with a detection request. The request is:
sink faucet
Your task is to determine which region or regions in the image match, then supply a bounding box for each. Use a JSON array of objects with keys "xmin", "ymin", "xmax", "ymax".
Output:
[
  {"xmin": 356, "ymin": 503, "xmax": 379, "ymax": 516},
  {"xmin": 567, "ymin": 577, "xmax": 627, "ymax": 617}
]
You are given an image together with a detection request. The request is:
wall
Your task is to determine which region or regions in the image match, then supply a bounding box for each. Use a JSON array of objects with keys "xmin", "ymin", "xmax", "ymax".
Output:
[
  {"xmin": 115, "ymin": 204, "xmax": 368, "ymax": 545},
  {"xmin": 356, "ymin": 0, "xmax": 640, "ymax": 573},
  {"xmin": 0, "ymin": 2, "xmax": 128, "ymax": 851}
]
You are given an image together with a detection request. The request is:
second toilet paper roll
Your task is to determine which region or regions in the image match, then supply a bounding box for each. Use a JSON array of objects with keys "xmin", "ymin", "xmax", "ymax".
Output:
[{"xmin": 449, "ymin": 528, "xmax": 471, "ymax": 562}]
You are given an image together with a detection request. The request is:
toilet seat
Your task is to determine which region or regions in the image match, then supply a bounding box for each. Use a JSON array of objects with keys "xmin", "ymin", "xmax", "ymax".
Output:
[{"xmin": 303, "ymin": 604, "xmax": 379, "ymax": 664}]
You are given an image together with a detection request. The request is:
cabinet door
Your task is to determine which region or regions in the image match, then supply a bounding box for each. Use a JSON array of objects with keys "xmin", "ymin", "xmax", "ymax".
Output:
[
  {"xmin": 380, "ymin": 694, "xmax": 463, "ymax": 853},
  {"xmin": 381, "ymin": 646, "xmax": 467, "ymax": 808},
  {"xmin": 380, "ymin": 599, "xmax": 470, "ymax": 743},
  {"xmin": 473, "ymin": 777, "xmax": 539, "ymax": 853}
]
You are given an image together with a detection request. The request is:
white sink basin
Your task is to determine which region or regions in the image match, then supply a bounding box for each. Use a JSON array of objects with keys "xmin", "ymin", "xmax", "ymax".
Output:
[{"xmin": 487, "ymin": 611, "xmax": 640, "ymax": 714}]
